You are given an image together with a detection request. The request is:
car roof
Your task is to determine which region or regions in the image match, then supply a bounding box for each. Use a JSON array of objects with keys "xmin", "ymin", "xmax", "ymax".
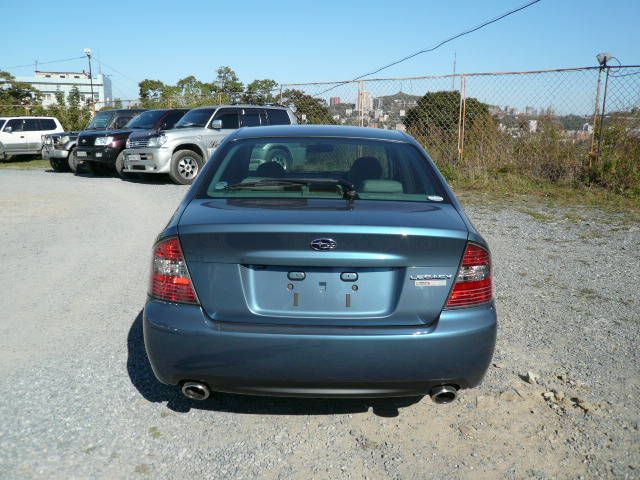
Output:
[
  {"xmin": 190, "ymin": 104, "xmax": 290, "ymax": 111},
  {"xmin": 230, "ymin": 124, "xmax": 410, "ymax": 142}
]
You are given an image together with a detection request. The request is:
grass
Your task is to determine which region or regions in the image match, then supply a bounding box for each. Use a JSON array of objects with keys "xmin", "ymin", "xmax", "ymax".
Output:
[
  {"xmin": 452, "ymin": 173, "xmax": 640, "ymax": 221},
  {"xmin": 0, "ymin": 156, "xmax": 49, "ymax": 170}
]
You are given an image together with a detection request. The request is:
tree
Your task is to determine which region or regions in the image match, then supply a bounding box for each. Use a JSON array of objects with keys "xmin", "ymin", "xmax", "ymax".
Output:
[
  {"xmin": 279, "ymin": 89, "xmax": 335, "ymax": 124},
  {"xmin": 242, "ymin": 79, "xmax": 278, "ymax": 104},
  {"xmin": 405, "ymin": 91, "xmax": 489, "ymax": 135},
  {"xmin": 43, "ymin": 86, "xmax": 92, "ymax": 131},
  {"xmin": 403, "ymin": 90, "xmax": 493, "ymax": 167},
  {"xmin": 0, "ymin": 71, "xmax": 42, "ymax": 115},
  {"xmin": 214, "ymin": 66, "xmax": 243, "ymax": 102},
  {"xmin": 138, "ymin": 79, "xmax": 167, "ymax": 106}
]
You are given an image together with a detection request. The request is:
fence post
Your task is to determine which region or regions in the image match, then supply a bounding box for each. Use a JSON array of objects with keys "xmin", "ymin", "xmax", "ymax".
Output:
[
  {"xmin": 457, "ymin": 75, "xmax": 467, "ymax": 164},
  {"xmin": 589, "ymin": 67, "xmax": 604, "ymax": 167},
  {"xmin": 596, "ymin": 66, "xmax": 611, "ymax": 160}
]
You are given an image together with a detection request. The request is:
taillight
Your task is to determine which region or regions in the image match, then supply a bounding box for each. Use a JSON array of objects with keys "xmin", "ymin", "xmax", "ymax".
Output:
[
  {"xmin": 446, "ymin": 243, "xmax": 493, "ymax": 308},
  {"xmin": 149, "ymin": 237, "xmax": 199, "ymax": 304}
]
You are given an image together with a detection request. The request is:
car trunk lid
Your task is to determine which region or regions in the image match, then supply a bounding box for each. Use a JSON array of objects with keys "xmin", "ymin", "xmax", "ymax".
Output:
[{"xmin": 179, "ymin": 198, "xmax": 468, "ymax": 326}]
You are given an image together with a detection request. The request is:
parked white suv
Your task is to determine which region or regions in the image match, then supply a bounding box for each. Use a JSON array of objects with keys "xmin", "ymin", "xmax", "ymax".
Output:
[{"xmin": 0, "ymin": 117, "xmax": 64, "ymax": 159}]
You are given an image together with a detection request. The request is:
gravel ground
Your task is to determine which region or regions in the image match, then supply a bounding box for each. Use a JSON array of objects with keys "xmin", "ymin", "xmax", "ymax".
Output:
[{"xmin": 0, "ymin": 169, "xmax": 638, "ymax": 479}]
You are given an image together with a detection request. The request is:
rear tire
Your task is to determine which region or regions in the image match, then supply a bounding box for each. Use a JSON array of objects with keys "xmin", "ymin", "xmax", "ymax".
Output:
[
  {"xmin": 68, "ymin": 148, "xmax": 79, "ymax": 173},
  {"xmin": 50, "ymin": 158, "xmax": 69, "ymax": 172},
  {"xmin": 169, "ymin": 149, "xmax": 202, "ymax": 185}
]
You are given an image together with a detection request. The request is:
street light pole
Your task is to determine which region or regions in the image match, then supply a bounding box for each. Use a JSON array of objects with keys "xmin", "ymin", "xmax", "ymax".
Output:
[{"xmin": 83, "ymin": 48, "xmax": 95, "ymax": 112}]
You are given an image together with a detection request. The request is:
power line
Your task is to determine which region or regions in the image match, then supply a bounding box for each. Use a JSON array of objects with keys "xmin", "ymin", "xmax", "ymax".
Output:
[
  {"xmin": 2, "ymin": 56, "xmax": 86, "ymax": 70},
  {"xmin": 92, "ymin": 58, "xmax": 139, "ymax": 86},
  {"xmin": 314, "ymin": 0, "xmax": 542, "ymax": 96}
]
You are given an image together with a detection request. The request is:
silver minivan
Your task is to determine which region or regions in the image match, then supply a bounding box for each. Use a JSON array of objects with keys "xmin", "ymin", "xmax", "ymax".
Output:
[{"xmin": 0, "ymin": 117, "xmax": 64, "ymax": 159}]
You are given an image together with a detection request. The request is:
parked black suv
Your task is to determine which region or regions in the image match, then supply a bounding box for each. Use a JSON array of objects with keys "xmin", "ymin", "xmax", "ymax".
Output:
[
  {"xmin": 67, "ymin": 109, "xmax": 145, "ymax": 173},
  {"xmin": 76, "ymin": 108, "xmax": 189, "ymax": 177}
]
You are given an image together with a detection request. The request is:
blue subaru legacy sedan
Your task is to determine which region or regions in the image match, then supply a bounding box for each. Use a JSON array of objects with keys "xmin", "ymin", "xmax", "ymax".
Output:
[{"xmin": 143, "ymin": 125, "xmax": 496, "ymax": 404}]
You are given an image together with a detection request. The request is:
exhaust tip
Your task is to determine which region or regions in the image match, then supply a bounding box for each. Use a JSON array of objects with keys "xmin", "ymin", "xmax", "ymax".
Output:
[
  {"xmin": 430, "ymin": 385, "xmax": 457, "ymax": 404},
  {"xmin": 181, "ymin": 381, "xmax": 211, "ymax": 401}
]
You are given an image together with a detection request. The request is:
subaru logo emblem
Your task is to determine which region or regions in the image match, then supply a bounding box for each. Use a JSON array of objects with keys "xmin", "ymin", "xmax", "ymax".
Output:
[{"xmin": 310, "ymin": 238, "xmax": 337, "ymax": 251}]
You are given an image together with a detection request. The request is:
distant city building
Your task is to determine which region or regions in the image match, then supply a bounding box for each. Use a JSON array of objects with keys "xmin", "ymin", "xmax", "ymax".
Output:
[
  {"xmin": 525, "ymin": 106, "xmax": 536, "ymax": 116},
  {"xmin": 357, "ymin": 85, "xmax": 373, "ymax": 114},
  {"xmin": 345, "ymin": 108, "xmax": 353, "ymax": 116},
  {"xmin": 329, "ymin": 97, "xmax": 341, "ymax": 106},
  {"xmin": 528, "ymin": 119, "xmax": 538, "ymax": 133},
  {"xmin": 10, "ymin": 70, "xmax": 113, "ymax": 107}
]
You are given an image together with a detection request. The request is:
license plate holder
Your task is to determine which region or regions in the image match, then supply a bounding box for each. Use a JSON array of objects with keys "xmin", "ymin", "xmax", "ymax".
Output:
[
  {"xmin": 77, "ymin": 151, "xmax": 87, "ymax": 157},
  {"xmin": 127, "ymin": 153, "xmax": 141, "ymax": 161}
]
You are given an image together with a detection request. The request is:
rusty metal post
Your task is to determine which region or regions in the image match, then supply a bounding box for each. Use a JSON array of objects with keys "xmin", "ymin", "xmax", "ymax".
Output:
[
  {"xmin": 589, "ymin": 67, "xmax": 604, "ymax": 166},
  {"xmin": 457, "ymin": 75, "xmax": 467, "ymax": 164},
  {"xmin": 596, "ymin": 66, "xmax": 611, "ymax": 159}
]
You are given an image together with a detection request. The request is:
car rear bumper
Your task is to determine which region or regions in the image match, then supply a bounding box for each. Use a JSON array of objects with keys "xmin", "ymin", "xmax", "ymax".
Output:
[
  {"xmin": 122, "ymin": 148, "xmax": 172, "ymax": 174},
  {"xmin": 143, "ymin": 299, "xmax": 497, "ymax": 398}
]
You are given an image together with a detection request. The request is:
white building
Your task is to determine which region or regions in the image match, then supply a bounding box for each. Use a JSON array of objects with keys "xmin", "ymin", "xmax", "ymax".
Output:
[
  {"xmin": 357, "ymin": 85, "xmax": 373, "ymax": 115},
  {"xmin": 12, "ymin": 70, "xmax": 113, "ymax": 107}
]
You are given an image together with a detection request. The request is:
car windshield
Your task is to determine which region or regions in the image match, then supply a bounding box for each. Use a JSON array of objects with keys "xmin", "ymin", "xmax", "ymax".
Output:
[
  {"xmin": 125, "ymin": 110, "xmax": 166, "ymax": 130},
  {"xmin": 201, "ymin": 137, "xmax": 447, "ymax": 203},
  {"xmin": 87, "ymin": 111, "xmax": 115, "ymax": 130},
  {"xmin": 174, "ymin": 108, "xmax": 215, "ymax": 129}
]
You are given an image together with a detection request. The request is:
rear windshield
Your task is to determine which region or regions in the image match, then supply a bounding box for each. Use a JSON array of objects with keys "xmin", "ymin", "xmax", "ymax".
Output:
[
  {"xmin": 174, "ymin": 108, "xmax": 215, "ymax": 129},
  {"xmin": 200, "ymin": 137, "xmax": 446, "ymax": 203},
  {"xmin": 126, "ymin": 110, "xmax": 166, "ymax": 130},
  {"xmin": 87, "ymin": 111, "xmax": 114, "ymax": 130}
]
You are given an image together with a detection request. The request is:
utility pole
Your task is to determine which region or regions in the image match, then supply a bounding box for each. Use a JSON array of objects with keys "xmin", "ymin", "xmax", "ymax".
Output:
[{"xmin": 83, "ymin": 48, "xmax": 95, "ymax": 111}]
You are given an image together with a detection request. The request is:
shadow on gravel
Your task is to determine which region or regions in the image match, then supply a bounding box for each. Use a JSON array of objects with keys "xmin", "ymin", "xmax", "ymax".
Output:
[{"xmin": 127, "ymin": 311, "xmax": 423, "ymax": 417}]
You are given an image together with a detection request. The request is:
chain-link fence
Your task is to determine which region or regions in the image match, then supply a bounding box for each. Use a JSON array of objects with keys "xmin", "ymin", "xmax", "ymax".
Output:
[
  {"xmin": 279, "ymin": 66, "xmax": 640, "ymax": 192},
  {"xmin": 2, "ymin": 65, "xmax": 638, "ymax": 192}
]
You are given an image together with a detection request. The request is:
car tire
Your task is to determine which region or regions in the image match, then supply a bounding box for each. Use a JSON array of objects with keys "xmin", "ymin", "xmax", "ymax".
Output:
[
  {"xmin": 114, "ymin": 151, "xmax": 133, "ymax": 179},
  {"xmin": 68, "ymin": 148, "xmax": 79, "ymax": 173},
  {"xmin": 169, "ymin": 150, "xmax": 203, "ymax": 185},
  {"xmin": 266, "ymin": 147, "xmax": 293, "ymax": 170},
  {"xmin": 50, "ymin": 157, "xmax": 69, "ymax": 172}
]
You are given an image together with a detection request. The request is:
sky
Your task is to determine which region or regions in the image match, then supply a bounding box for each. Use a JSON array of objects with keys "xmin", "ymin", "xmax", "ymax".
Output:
[{"xmin": 1, "ymin": 0, "xmax": 639, "ymax": 102}]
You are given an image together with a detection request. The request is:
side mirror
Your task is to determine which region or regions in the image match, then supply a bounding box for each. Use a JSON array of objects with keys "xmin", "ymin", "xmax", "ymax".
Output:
[
  {"xmin": 4, "ymin": 126, "xmax": 12, "ymax": 133},
  {"xmin": 211, "ymin": 119, "xmax": 223, "ymax": 130}
]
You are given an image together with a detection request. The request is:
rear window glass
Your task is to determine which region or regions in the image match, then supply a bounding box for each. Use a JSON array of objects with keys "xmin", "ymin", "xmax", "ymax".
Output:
[
  {"xmin": 201, "ymin": 137, "xmax": 446, "ymax": 203},
  {"xmin": 267, "ymin": 109, "xmax": 290, "ymax": 125},
  {"xmin": 39, "ymin": 119, "xmax": 57, "ymax": 130},
  {"xmin": 175, "ymin": 108, "xmax": 215, "ymax": 129}
]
